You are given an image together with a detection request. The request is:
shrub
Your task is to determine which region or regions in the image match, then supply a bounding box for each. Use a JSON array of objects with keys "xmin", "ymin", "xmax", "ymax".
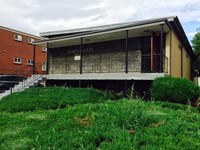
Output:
[{"xmin": 151, "ymin": 77, "xmax": 200, "ymax": 104}]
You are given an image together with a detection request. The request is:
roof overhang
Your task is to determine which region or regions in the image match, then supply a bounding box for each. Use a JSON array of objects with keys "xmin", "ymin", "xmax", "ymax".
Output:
[{"xmin": 34, "ymin": 21, "xmax": 169, "ymax": 48}]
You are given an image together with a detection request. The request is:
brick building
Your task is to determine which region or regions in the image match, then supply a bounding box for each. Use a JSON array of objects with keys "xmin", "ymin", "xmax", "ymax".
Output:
[{"xmin": 0, "ymin": 26, "xmax": 46, "ymax": 77}]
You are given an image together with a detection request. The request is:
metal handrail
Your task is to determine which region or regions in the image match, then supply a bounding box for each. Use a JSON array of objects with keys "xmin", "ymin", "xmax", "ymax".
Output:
[
  {"xmin": 0, "ymin": 63, "xmax": 45, "ymax": 93},
  {"xmin": 141, "ymin": 54, "xmax": 168, "ymax": 73},
  {"xmin": 13, "ymin": 74, "xmax": 45, "ymax": 93}
]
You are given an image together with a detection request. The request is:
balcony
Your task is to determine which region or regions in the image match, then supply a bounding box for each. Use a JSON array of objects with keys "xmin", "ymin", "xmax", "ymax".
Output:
[{"xmin": 49, "ymin": 54, "xmax": 168, "ymax": 74}]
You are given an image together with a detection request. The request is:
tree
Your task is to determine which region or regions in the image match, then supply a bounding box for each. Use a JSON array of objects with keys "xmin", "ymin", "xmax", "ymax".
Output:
[{"xmin": 191, "ymin": 28, "xmax": 200, "ymax": 75}]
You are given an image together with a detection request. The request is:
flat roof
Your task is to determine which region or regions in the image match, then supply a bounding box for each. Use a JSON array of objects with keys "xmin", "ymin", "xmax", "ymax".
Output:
[
  {"xmin": 40, "ymin": 16, "xmax": 177, "ymax": 37},
  {"xmin": 34, "ymin": 16, "xmax": 194, "ymax": 58}
]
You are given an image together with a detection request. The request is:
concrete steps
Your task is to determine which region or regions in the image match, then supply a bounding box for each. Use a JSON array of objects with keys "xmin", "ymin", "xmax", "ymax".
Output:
[{"xmin": 0, "ymin": 74, "xmax": 46, "ymax": 100}]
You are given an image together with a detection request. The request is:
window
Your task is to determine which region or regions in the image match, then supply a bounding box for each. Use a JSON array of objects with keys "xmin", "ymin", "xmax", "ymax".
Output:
[
  {"xmin": 27, "ymin": 59, "xmax": 34, "ymax": 65},
  {"xmin": 42, "ymin": 61, "xmax": 47, "ymax": 71},
  {"xmin": 28, "ymin": 38, "xmax": 35, "ymax": 44},
  {"xmin": 13, "ymin": 57, "xmax": 22, "ymax": 64},
  {"xmin": 14, "ymin": 34, "xmax": 23, "ymax": 41},
  {"xmin": 42, "ymin": 47, "xmax": 47, "ymax": 52},
  {"xmin": 74, "ymin": 55, "xmax": 81, "ymax": 60}
]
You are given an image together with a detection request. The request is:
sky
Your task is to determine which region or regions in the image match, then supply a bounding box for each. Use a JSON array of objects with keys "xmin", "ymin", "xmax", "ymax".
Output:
[{"xmin": 0, "ymin": 0, "xmax": 200, "ymax": 43}]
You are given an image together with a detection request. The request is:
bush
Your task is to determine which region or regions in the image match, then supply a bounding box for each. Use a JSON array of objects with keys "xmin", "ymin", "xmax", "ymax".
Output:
[{"xmin": 151, "ymin": 77, "xmax": 200, "ymax": 104}]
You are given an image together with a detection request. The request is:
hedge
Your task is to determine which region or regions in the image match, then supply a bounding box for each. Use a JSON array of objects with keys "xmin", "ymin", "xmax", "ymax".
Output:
[{"xmin": 151, "ymin": 77, "xmax": 200, "ymax": 104}]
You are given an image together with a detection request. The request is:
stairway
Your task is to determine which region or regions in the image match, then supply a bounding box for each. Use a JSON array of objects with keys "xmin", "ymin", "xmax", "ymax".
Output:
[{"xmin": 0, "ymin": 74, "xmax": 46, "ymax": 100}]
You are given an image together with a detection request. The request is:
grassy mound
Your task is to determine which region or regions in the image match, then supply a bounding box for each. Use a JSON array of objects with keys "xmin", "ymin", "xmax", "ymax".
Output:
[
  {"xmin": 0, "ymin": 99, "xmax": 199, "ymax": 149},
  {"xmin": 0, "ymin": 87, "xmax": 116, "ymax": 113}
]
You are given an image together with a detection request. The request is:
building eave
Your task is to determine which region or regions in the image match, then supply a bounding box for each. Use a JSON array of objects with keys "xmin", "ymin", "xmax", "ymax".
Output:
[
  {"xmin": 34, "ymin": 21, "xmax": 168, "ymax": 47},
  {"xmin": 40, "ymin": 16, "xmax": 177, "ymax": 38}
]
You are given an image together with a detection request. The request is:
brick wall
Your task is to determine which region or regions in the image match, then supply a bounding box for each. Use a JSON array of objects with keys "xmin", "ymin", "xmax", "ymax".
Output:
[{"xmin": 0, "ymin": 28, "xmax": 46, "ymax": 76}]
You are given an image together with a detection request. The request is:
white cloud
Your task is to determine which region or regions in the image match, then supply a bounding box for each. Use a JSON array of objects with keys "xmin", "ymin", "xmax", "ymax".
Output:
[
  {"xmin": 0, "ymin": 0, "xmax": 200, "ymax": 37},
  {"xmin": 187, "ymin": 32, "xmax": 197, "ymax": 36},
  {"xmin": 83, "ymin": 1, "xmax": 107, "ymax": 10}
]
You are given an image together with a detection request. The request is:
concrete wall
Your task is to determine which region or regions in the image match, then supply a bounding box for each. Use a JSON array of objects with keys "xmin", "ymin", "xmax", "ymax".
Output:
[{"xmin": 49, "ymin": 50, "xmax": 141, "ymax": 74}]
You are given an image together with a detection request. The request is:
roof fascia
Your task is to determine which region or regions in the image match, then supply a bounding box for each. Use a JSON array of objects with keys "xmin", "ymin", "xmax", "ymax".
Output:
[
  {"xmin": 171, "ymin": 17, "xmax": 195, "ymax": 58},
  {"xmin": 34, "ymin": 21, "xmax": 166, "ymax": 46}
]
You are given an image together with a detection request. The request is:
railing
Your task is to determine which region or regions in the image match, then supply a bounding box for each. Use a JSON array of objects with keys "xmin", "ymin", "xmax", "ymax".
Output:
[
  {"xmin": 49, "ymin": 55, "xmax": 169, "ymax": 74},
  {"xmin": 0, "ymin": 63, "xmax": 45, "ymax": 93},
  {"xmin": 141, "ymin": 54, "xmax": 168, "ymax": 73},
  {"xmin": 12, "ymin": 75, "xmax": 45, "ymax": 93}
]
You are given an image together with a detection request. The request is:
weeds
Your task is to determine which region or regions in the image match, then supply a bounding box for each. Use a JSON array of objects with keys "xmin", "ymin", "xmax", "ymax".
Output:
[{"xmin": 125, "ymin": 83, "xmax": 141, "ymax": 99}]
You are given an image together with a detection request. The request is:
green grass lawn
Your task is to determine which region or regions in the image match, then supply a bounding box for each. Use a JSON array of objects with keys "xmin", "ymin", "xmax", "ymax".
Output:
[{"xmin": 0, "ymin": 87, "xmax": 200, "ymax": 150}]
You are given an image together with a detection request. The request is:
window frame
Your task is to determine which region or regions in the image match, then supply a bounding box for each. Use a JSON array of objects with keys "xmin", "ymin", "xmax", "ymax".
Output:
[
  {"xmin": 42, "ymin": 47, "xmax": 47, "ymax": 52},
  {"xmin": 13, "ymin": 57, "xmax": 22, "ymax": 64},
  {"xmin": 28, "ymin": 38, "xmax": 35, "ymax": 44},
  {"xmin": 27, "ymin": 59, "xmax": 34, "ymax": 65},
  {"xmin": 42, "ymin": 61, "xmax": 47, "ymax": 71},
  {"xmin": 14, "ymin": 34, "xmax": 23, "ymax": 42}
]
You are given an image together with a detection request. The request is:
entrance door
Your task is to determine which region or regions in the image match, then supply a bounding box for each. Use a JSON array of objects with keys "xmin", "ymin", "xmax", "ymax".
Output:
[{"xmin": 141, "ymin": 35, "xmax": 160, "ymax": 72}]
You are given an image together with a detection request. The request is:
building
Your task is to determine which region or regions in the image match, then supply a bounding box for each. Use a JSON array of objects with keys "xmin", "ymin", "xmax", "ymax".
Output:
[
  {"xmin": 0, "ymin": 26, "xmax": 47, "ymax": 77},
  {"xmin": 34, "ymin": 16, "xmax": 194, "ymax": 96}
]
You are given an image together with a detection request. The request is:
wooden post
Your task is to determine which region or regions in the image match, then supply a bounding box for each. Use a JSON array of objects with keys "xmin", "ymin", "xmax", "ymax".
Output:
[
  {"xmin": 125, "ymin": 30, "xmax": 129, "ymax": 73},
  {"xmin": 80, "ymin": 38, "xmax": 83, "ymax": 74},
  {"xmin": 160, "ymin": 25, "xmax": 164, "ymax": 73},
  {"xmin": 151, "ymin": 35, "xmax": 154, "ymax": 72}
]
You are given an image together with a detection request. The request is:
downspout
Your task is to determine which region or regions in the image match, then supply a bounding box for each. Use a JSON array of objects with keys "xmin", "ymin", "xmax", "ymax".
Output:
[
  {"xmin": 170, "ymin": 29, "xmax": 172, "ymax": 76},
  {"xmin": 151, "ymin": 35, "xmax": 154, "ymax": 72},
  {"xmin": 80, "ymin": 37, "xmax": 83, "ymax": 74},
  {"xmin": 46, "ymin": 43, "xmax": 49, "ymax": 74},
  {"xmin": 33, "ymin": 45, "xmax": 36, "ymax": 74}
]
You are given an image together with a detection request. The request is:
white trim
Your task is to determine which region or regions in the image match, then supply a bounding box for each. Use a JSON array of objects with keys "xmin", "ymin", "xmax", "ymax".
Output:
[
  {"xmin": 34, "ymin": 21, "xmax": 166, "ymax": 46},
  {"xmin": 42, "ymin": 61, "xmax": 47, "ymax": 71},
  {"xmin": 42, "ymin": 47, "xmax": 47, "ymax": 52},
  {"xmin": 28, "ymin": 38, "xmax": 35, "ymax": 44},
  {"xmin": 14, "ymin": 34, "xmax": 23, "ymax": 42},
  {"xmin": 0, "ymin": 25, "xmax": 44, "ymax": 40},
  {"xmin": 13, "ymin": 57, "xmax": 22, "ymax": 64},
  {"xmin": 27, "ymin": 59, "xmax": 34, "ymax": 65},
  {"xmin": 46, "ymin": 73, "xmax": 165, "ymax": 80}
]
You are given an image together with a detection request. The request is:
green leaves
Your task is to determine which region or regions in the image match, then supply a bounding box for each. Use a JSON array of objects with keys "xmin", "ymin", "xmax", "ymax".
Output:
[
  {"xmin": 151, "ymin": 77, "xmax": 200, "ymax": 104},
  {"xmin": 191, "ymin": 29, "xmax": 200, "ymax": 73}
]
